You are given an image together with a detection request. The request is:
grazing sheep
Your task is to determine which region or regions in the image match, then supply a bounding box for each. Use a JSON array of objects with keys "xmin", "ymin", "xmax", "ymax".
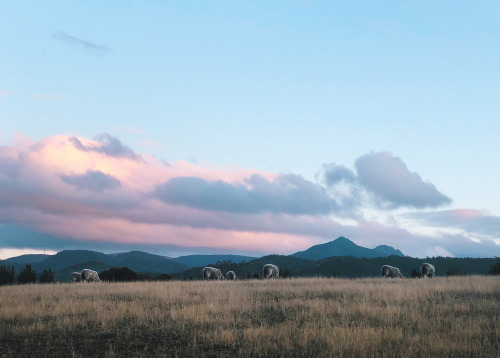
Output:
[
  {"xmin": 70, "ymin": 272, "xmax": 81, "ymax": 282},
  {"xmin": 202, "ymin": 267, "xmax": 224, "ymax": 280},
  {"xmin": 263, "ymin": 264, "xmax": 279, "ymax": 279},
  {"xmin": 225, "ymin": 271, "xmax": 236, "ymax": 280},
  {"xmin": 420, "ymin": 263, "xmax": 435, "ymax": 278},
  {"xmin": 80, "ymin": 269, "xmax": 101, "ymax": 282},
  {"xmin": 381, "ymin": 265, "xmax": 404, "ymax": 278}
]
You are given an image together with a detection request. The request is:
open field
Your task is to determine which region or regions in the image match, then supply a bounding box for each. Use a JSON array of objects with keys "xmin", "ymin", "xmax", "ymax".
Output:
[{"xmin": 1, "ymin": 277, "xmax": 499, "ymax": 357}]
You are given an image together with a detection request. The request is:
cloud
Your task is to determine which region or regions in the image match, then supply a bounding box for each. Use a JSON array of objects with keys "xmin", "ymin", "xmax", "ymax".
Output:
[
  {"xmin": 153, "ymin": 174, "xmax": 338, "ymax": 215},
  {"xmin": 61, "ymin": 170, "xmax": 121, "ymax": 192},
  {"xmin": 94, "ymin": 133, "xmax": 141, "ymax": 160},
  {"xmin": 321, "ymin": 163, "xmax": 356, "ymax": 186},
  {"xmin": 405, "ymin": 209, "xmax": 500, "ymax": 243},
  {"xmin": 0, "ymin": 90, "xmax": 10, "ymax": 96},
  {"xmin": 0, "ymin": 223, "xmax": 208, "ymax": 258},
  {"xmin": 0, "ymin": 134, "xmax": 294, "ymax": 254},
  {"xmin": 69, "ymin": 133, "xmax": 142, "ymax": 161},
  {"xmin": 355, "ymin": 152, "xmax": 452, "ymax": 208},
  {"xmin": 52, "ymin": 30, "xmax": 111, "ymax": 54},
  {"xmin": 0, "ymin": 134, "xmax": 498, "ymax": 258},
  {"xmin": 323, "ymin": 152, "xmax": 452, "ymax": 209}
]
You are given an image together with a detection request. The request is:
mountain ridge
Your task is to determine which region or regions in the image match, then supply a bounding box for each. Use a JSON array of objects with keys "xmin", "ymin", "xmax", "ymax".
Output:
[
  {"xmin": 1, "ymin": 237, "xmax": 407, "ymax": 281},
  {"xmin": 0, "ymin": 250, "xmax": 190, "ymax": 281},
  {"xmin": 291, "ymin": 237, "xmax": 405, "ymax": 260}
]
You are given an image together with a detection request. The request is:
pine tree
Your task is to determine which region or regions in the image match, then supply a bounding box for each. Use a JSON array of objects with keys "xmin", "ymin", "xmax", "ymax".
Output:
[
  {"xmin": 0, "ymin": 265, "xmax": 15, "ymax": 285},
  {"xmin": 39, "ymin": 268, "xmax": 55, "ymax": 283},
  {"xmin": 17, "ymin": 264, "xmax": 37, "ymax": 284}
]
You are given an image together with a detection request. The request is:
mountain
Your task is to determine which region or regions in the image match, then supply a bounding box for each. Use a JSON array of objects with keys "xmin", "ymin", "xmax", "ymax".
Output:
[
  {"xmin": 373, "ymin": 245, "xmax": 405, "ymax": 257},
  {"xmin": 0, "ymin": 238, "xmax": 405, "ymax": 282},
  {"xmin": 172, "ymin": 254, "xmax": 257, "ymax": 267},
  {"xmin": 291, "ymin": 237, "xmax": 405, "ymax": 260},
  {"xmin": 3, "ymin": 254, "xmax": 50, "ymax": 264},
  {"xmin": 31, "ymin": 250, "xmax": 117, "ymax": 271},
  {"xmin": 111, "ymin": 251, "xmax": 191, "ymax": 273},
  {"xmin": 1, "ymin": 250, "xmax": 190, "ymax": 282}
]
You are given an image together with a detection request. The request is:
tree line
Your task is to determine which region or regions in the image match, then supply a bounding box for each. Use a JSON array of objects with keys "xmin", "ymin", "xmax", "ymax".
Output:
[
  {"xmin": 0, "ymin": 264, "xmax": 55, "ymax": 285},
  {"xmin": 175, "ymin": 255, "xmax": 500, "ymax": 280}
]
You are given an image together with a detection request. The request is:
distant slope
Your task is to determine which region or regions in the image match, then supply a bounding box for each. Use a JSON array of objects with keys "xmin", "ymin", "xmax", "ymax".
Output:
[
  {"xmin": 292, "ymin": 237, "xmax": 405, "ymax": 260},
  {"xmin": 112, "ymin": 251, "xmax": 190, "ymax": 273},
  {"xmin": 172, "ymin": 254, "xmax": 257, "ymax": 267},
  {"xmin": 3, "ymin": 254, "xmax": 50, "ymax": 264},
  {"xmin": 32, "ymin": 250, "xmax": 116, "ymax": 271}
]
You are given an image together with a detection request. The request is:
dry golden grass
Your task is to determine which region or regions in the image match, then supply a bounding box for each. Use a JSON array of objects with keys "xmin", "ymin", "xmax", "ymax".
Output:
[{"xmin": 0, "ymin": 276, "xmax": 499, "ymax": 357}]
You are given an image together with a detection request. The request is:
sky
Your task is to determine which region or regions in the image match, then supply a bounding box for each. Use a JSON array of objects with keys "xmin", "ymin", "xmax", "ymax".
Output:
[{"xmin": 1, "ymin": 1, "xmax": 500, "ymax": 260}]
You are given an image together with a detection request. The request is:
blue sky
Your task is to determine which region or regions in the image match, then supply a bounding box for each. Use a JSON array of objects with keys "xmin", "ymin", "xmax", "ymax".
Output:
[{"xmin": 1, "ymin": 1, "xmax": 499, "ymax": 259}]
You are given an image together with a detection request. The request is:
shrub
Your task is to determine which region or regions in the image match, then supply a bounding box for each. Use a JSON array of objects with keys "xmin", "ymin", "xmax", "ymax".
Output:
[{"xmin": 100, "ymin": 267, "xmax": 139, "ymax": 282}]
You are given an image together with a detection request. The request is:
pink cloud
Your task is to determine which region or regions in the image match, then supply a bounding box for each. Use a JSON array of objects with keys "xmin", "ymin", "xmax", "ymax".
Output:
[
  {"xmin": 0, "ymin": 134, "xmax": 309, "ymax": 254},
  {"xmin": 0, "ymin": 90, "xmax": 10, "ymax": 96},
  {"xmin": 13, "ymin": 132, "xmax": 36, "ymax": 147}
]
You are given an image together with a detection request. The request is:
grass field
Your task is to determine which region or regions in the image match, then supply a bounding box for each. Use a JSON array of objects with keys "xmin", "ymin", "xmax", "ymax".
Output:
[{"xmin": 0, "ymin": 276, "xmax": 499, "ymax": 357}]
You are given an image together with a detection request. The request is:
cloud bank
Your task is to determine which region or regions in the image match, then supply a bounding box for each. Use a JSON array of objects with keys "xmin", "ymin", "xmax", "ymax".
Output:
[{"xmin": 0, "ymin": 134, "xmax": 498, "ymax": 258}]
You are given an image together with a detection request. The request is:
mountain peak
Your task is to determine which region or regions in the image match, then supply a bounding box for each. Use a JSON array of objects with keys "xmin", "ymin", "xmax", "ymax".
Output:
[
  {"xmin": 291, "ymin": 237, "xmax": 404, "ymax": 260},
  {"xmin": 331, "ymin": 236, "xmax": 355, "ymax": 245}
]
